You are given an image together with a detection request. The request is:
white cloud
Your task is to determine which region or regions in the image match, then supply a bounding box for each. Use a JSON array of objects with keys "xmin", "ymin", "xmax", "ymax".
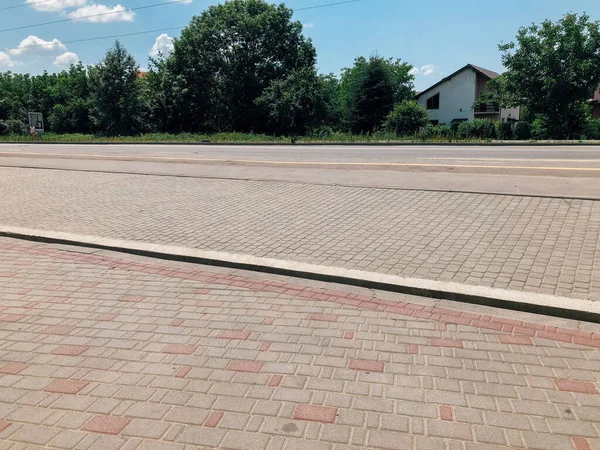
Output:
[
  {"xmin": 150, "ymin": 33, "xmax": 174, "ymax": 57},
  {"xmin": 9, "ymin": 36, "xmax": 66, "ymax": 56},
  {"xmin": 68, "ymin": 3, "xmax": 135, "ymax": 22},
  {"xmin": 54, "ymin": 51, "xmax": 79, "ymax": 67},
  {"xmin": 410, "ymin": 64, "xmax": 436, "ymax": 76},
  {"xmin": 0, "ymin": 52, "xmax": 21, "ymax": 69},
  {"xmin": 26, "ymin": 0, "xmax": 87, "ymax": 12}
]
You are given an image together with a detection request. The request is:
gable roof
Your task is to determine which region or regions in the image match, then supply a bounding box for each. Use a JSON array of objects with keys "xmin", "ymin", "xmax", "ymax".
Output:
[{"xmin": 415, "ymin": 64, "xmax": 500, "ymax": 100}]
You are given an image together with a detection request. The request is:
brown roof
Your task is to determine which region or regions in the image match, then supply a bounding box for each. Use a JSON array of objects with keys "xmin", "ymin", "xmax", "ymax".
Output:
[{"xmin": 416, "ymin": 64, "xmax": 500, "ymax": 99}]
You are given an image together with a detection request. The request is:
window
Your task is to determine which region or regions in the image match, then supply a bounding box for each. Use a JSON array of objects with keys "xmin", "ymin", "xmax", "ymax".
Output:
[{"xmin": 426, "ymin": 93, "xmax": 440, "ymax": 110}]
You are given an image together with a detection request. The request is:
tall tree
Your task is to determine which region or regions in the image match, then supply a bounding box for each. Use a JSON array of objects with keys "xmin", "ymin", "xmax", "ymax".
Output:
[
  {"xmin": 89, "ymin": 41, "xmax": 141, "ymax": 136},
  {"xmin": 339, "ymin": 55, "xmax": 414, "ymax": 134},
  {"xmin": 481, "ymin": 13, "xmax": 600, "ymax": 139},
  {"xmin": 165, "ymin": 0, "xmax": 316, "ymax": 132}
]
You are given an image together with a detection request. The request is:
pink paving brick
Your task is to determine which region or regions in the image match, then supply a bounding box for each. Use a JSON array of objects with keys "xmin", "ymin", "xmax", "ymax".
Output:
[
  {"xmin": 572, "ymin": 437, "xmax": 592, "ymax": 450},
  {"xmin": 194, "ymin": 288, "xmax": 211, "ymax": 294},
  {"xmin": 263, "ymin": 318, "xmax": 274, "ymax": 325},
  {"xmin": 348, "ymin": 359, "xmax": 385, "ymax": 373},
  {"xmin": 52, "ymin": 345, "xmax": 89, "ymax": 356},
  {"xmin": 554, "ymin": 379, "xmax": 599, "ymax": 394},
  {"xmin": 204, "ymin": 411, "xmax": 224, "ymax": 428},
  {"xmin": 96, "ymin": 314, "xmax": 118, "ymax": 321},
  {"xmin": 163, "ymin": 344, "xmax": 197, "ymax": 355},
  {"xmin": 0, "ymin": 362, "xmax": 28, "ymax": 375},
  {"xmin": 44, "ymin": 379, "xmax": 88, "ymax": 394},
  {"xmin": 429, "ymin": 338, "xmax": 464, "ymax": 349},
  {"xmin": 440, "ymin": 405, "xmax": 453, "ymax": 421},
  {"xmin": 119, "ymin": 295, "xmax": 144, "ymax": 302},
  {"xmin": 498, "ymin": 335, "xmax": 533, "ymax": 346},
  {"xmin": 81, "ymin": 282, "xmax": 99, "ymax": 288},
  {"xmin": 269, "ymin": 375, "xmax": 283, "ymax": 387},
  {"xmin": 537, "ymin": 331, "xmax": 573, "ymax": 343},
  {"xmin": 0, "ymin": 420, "xmax": 11, "ymax": 433},
  {"xmin": 573, "ymin": 337, "xmax": 600, "ymax": 348},
  {"xmin": 83, "ymin": 415, "xmax": 131, "ymax": 435},
  {"xmin": 344, "ymin": 331, "xmax": 355, "ymax": 339},
  {"xmin": 0, "ymin": 314, "xmax": 24, "ymax": 323},
  {"xmin": 42, "ymin": 325, "xmax": 74, "ymax": 335},
  {"xmin": 310, "ymin": 313, "xmax": 338, "ymax": 322},
  {"xmin": 219, "ymin": 330, "xmax": 252, "ymax": 340},
  {"xmin": 408, "ymin": 344, "xmax": 419, "ymax": 355},
  {"xmin": 171, "ymin": 319, "xmax": 184, "ymax": 326},
  {"xmin": 227, "ymin": 360, "xmax": 264, "ymax": 373},
  {"xmin": 293, "ymin": 404, "xmax": 338, "ymax": 424},
  {"xmin": 259, "ymin": 342, "xmax": 271, "ymax": 351},
  {"xmin": 175, "ymin": 366, "xmax": 192, "ymax": 378}
]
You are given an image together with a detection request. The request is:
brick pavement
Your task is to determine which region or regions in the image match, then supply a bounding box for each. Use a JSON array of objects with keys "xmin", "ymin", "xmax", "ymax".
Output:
[
  {"xmin": 0, "ymin": 237, "xmax": 599, "ymax": 449},
  {"xmin": 0, "ymin": 167, "xmax": 599, "ymax": 301}
]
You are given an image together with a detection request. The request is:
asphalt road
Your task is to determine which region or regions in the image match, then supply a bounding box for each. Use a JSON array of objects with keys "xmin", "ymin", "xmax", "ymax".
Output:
[
  {"xmin": 2, "ymin": 143, "xmax": 600, "ymax": 167},
  {"xmin": 1, "ymin": 143, "xmax": 600, "ymax": 198}
]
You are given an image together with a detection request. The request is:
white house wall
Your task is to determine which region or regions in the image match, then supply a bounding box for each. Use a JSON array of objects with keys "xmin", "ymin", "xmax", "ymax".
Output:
[
  {"xmin": 501, "ymin": 106, "xmax": 520, "ymax": 122},
  {"xmin": 418, "ymin": 69, "xmax": 476, "ymax": 124}
]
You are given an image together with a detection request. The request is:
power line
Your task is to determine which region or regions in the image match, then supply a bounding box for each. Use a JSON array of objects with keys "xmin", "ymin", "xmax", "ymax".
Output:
[
  {"xmin": 0, "ymin": 0, "xmax": 364, "ymax": 53},
  {"xmin": 0, "ymin": 0, "xmax": 55, "ymax": 12},
  {"xmin": 0, "ymin": 0, "xmax": 190, "ymax": 34}
]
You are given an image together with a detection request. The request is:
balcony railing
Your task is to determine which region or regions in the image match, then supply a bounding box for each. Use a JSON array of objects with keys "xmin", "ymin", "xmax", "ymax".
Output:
[{"xmin": 474, "ymin": 103, "xmax": 500, "ymax": 113}]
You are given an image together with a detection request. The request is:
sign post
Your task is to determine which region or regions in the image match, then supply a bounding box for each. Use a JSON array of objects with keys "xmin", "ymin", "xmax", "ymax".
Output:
[{"xmin": 27, "ymin": 112, "xmax": 44, "ymax": 135}]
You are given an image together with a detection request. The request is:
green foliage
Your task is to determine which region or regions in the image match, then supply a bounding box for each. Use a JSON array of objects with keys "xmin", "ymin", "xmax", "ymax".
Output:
[
  {"xmin": 416, "ymin": 123, "xmax": 452, "ymax": 141},
  {"xmin": 584, "ymin": 119, "xmax": 600, "ymax": 140},
  {"xmin": 482, "ymin": 13, "xmax": 600, "ymax": 139},
  {"xmin": 0, "ymin": 119, "xmax": 27, "ymax": 135},
  {"xmin": 497, "ymin": 122, "xmax": 513, "ymax": 140},
  {"xmin": 457, "ymin": 119, "xmax": 496, "ymax": 139},
  {"xmin": 531, "ymin": 117, "xmax": 548, "ymax": 140},
  {"xmin": 383, "ymin": 100, "xmax": 428, "ymax": 136},
  {"xmin": 89, "ymin": 41, "xmax": 142, "ymax": 136},
  {"xmin": 339, "ymin": 55, "xmax": 414, "ymax": 134},
  {"xmin": 514, "ymin": 121, "xmax": 532, "ymax": 140},
  {"xmin": 166, "ymin": 0, "xmax": 316, "ymax": 133}
]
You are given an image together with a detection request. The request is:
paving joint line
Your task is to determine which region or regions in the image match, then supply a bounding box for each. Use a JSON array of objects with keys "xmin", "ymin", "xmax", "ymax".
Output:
[
  {"xmin": 1, "ymin": 163, "xmax": 600, "ymax": 202},
  {"xmin": 1, "ymin": 225, "xmax": 599, "ymax": 326}
]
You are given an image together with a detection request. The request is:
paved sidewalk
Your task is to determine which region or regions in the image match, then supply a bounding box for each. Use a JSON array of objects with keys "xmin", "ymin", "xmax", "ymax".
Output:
[
  {"xmin": 0, "ymin": 167, "xmax": 599, "ymax": 301},
  {"xmin": 0, "ymin": 237, "xmax": 599, "ymax": 449}
]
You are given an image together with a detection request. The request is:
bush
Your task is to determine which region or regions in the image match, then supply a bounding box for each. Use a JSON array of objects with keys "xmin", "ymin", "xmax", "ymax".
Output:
[
  {"xmin": 497, "ymin": 122, "xmax": 513, "ymax": 140},
  {"xmin": 0, "ymin": 119, "xmax": 27, "ymax": 136},
  {"xmin": 417, "ymin": 124, "xmax": 453, "ymax": 141},
  {"xmin": 531, "ymin": 117, "xmax": 547, "ymax": 140},
  {"xmin": 456, "ymin": 119, "xmax": 496, "ymax": 139},
  {"xmin": 383, "ymin": 100, "xmax": 428, "ymax": 136},
  {"xmin": 584, "ymin": 119, "xmax": 600, "ymax": 140},
  {"xmin": 514, "ymin": 121, "xmax": 532, "ymax": 140}
]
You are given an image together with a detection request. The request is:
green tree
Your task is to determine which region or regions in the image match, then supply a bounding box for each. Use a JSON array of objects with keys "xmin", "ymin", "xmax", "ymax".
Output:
[
  {"xmin": 47, "ymin": 63, "xmax": 93, "ymax": 134},
  {"xmin": 339, "ymin": 55, "xmax": 414, "ymax": 134},
  {"xmin": 383, "ymin": 100, "xmax": 428, "ymax": 136},
  {"xmin": 166, "ymin": 0, "xmax": 316, "ymax": 132},
  {"xmin": 89, "ymin": 41, "xmax": 142, "ymax": 136},
  {"xmin": 480, "ymin": 13, "xmax": 600, "ymax": 139}
]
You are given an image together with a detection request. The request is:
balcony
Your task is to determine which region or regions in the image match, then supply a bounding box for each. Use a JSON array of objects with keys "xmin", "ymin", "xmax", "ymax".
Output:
[{"xmin": 474, "ymin": 103, "xmax": 500, "ymax": 114}]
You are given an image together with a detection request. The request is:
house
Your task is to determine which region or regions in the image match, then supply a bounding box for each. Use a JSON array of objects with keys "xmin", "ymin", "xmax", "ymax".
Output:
[
  {"xmin": 416, "ymin": 64, "xmax": 519, "ymax": 125},
  {"xmin": 590, "ymin": 88, "xmax": 600, "ymax": 119}
]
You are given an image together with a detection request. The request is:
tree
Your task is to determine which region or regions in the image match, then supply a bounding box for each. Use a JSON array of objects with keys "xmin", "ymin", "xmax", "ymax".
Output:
[
  {"xmin": 47, "ymin": 63, "xmax": 93, "ymax": 134},
  {"xmin": 383, "ymin": 100, "xmax": 428, "ymax": 136},
  {"xmin": 166, "ymin": 0, "xmax": 316, "ymax": 133},
  {"xmin": 88, "ymin": 41, "xmax": 142, "ymax": 136},
  {"xmin": 339, "ymin": 55, "xmax": 414, "ymax": 134},
  {"xmin": 480, "ymin": 13, "xmax": 600, "ymax": 139}
]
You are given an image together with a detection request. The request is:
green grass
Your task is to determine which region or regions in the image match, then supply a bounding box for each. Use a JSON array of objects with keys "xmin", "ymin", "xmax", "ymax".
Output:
[{"xmin": 1, "ymin": 132, "xmax": 599, "ymax": 145}]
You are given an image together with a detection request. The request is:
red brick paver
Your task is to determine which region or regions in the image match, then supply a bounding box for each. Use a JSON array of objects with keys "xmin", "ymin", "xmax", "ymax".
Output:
[{"xmin": 0, "ymin": 237, "xmax": 599, "ymax": 449}]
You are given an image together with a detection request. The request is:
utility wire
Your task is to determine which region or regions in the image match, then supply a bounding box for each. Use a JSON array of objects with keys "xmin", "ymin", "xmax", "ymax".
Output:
[
  {"xmin": 0, "ymin": 0, "xmax": 364, "ymax": 52},
  {"xmin": 0, "ymin": 0, "xmax": 190, "ymax": 34},
  {"xmin": 0, "ymin": 0, "xmax": 55, "ymax": 12}
]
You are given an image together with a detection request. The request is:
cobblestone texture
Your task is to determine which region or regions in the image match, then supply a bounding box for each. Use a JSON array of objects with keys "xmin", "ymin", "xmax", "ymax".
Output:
[
  {"xmin": 0, "ymin": 237, "xmax": 599, "ymax": 449},
  {"xmin": 1, "ymin": 167, "xmax": 599, "ymax": 300}
]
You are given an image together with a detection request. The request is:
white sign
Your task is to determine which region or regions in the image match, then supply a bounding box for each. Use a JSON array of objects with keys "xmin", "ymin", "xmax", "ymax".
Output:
[{"xmin": 27, "ymin": 112, "xmax": 44, "ymax": 134}]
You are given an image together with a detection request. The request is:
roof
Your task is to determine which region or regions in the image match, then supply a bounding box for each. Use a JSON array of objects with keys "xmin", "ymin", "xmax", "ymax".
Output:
[{"xmin": 415, "ymin": 64, "xmax": 500, "ymax": 99}]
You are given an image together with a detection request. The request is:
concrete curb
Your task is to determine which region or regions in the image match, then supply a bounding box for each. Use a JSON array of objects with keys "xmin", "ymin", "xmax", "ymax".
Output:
[
  {"xmin": 2, "ymin": 141, "xmax": 600, "ymax": 147},
  {"xmin": 1, "ymin": 225, "xmax": 599, "ymax": 323}
]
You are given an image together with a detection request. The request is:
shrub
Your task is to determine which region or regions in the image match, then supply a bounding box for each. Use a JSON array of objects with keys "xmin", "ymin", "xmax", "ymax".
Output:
[
  {"xmin": 417, "ymin": 124, "xmax": 453, "ymax": 141},
  {"xmin": 383, "ymin": 100, "xmax": 428, "ymax": 136},
  {"xmin": 497, "ymin": 122, "xmax": 513, "ymax": 140},
  {"xmin": 514, "ymin": 121, "xmax": 532, "ymax": 140},
  {"xmin": 531, "ymin": 117, "xmax": 548, "ymax": 140},
  {"xmin": 0, "ymin": 119, "xmax": 27, "ymax": 135},
  {"xmin": 584, "ymin": 119, "xmax": 600, "ymax": 140}
]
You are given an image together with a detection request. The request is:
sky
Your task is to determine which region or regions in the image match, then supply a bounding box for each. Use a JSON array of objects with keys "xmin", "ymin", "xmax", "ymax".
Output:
[{"xmin": 2, "ymin": 0, "xmax": 600, "ymax": 90}]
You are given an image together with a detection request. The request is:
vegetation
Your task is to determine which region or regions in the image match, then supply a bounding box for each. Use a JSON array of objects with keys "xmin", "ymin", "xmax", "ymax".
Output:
[{"xmin": 2, "ymin": 4, "xmax": 600, "ymax": 142}]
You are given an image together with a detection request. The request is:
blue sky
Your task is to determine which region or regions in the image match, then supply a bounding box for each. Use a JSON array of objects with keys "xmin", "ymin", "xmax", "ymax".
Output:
[{"xmin": 1, "ymin": 0, "xmax": 600, "ymax": 90}]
